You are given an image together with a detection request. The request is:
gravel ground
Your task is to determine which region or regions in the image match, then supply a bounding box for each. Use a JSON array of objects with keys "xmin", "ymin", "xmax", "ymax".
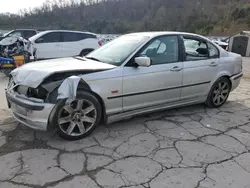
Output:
[{"xmin": 0, "ymin": 59, "xmax": 249, "ymax": 188}]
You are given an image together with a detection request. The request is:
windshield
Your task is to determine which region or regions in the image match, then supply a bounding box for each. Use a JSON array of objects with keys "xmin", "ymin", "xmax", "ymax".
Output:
[
  {"xmin": 3, "ymin": 30, "xmax": 22, "ymax": 37},
  {"xmin": 3, "ymin": 30, "xmax": 12, "ymax": 37},
  {"xmin": 86, "ymin": 35, "xmax": 149, "ymax": 65}
]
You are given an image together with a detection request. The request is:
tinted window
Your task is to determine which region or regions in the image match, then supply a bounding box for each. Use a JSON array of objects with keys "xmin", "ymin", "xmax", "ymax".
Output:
[
  {"xmin": 207, "ymin": 42, "xmax": 219, "ymax": 58},
  {"xmin": 36, "ymin": 32, "xmax": 61, "ymax": 43},
  {"xmin": 23, "ymin": 31, "xmax": 36, "ymax": 38},
  {"xmin": 83, "ymin": 33, "xmax": 97, "ymax": 39},
  {"xmin": 62, "ymin": 32, "xmax": 97, "ymax": 42},
  {"xmin": 183, "ymin": 37, "xmax": 209, "ymax": 61},
  {"xmin": 62, "ymin": 32, "xmax": 82, "ymax": 42},
  {"xmin": 138, "ymin": 36, "xmax": 179, "ymax": 65}
]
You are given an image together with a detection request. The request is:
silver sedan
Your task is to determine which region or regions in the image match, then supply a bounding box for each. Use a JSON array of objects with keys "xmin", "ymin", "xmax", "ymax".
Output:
[{"xmin": 6, "ymin": 32, "xmax": 243, "ymax": 140}]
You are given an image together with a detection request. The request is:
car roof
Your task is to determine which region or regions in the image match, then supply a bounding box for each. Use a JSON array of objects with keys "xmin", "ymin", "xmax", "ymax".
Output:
[
  {"xmin": 124, "ymin": 31, "xmax": 208, "ymax": 39},
  {"xmin": 29, "ymin": 30, "xmax": 97, "ymax": 41},
  {"xmin": 36, "ymin": 30, "xmax": 96, "ymax": 35},
  {"xmin": 14, "ymin": 29, "xmax": 37, "ymax": 31}
]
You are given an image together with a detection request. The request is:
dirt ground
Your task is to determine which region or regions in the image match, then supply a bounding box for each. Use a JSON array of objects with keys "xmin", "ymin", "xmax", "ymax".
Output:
[{"xmin": 0, "ymin": 59, "xmax": 249, "ymax": 188}]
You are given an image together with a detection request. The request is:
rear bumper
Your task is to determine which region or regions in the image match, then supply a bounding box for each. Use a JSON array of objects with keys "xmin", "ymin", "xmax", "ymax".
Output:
[
  {"xmin": 6, "ymin": 91, "xmax": 55, "ymax": 131},
  {"xmin": 230, "ymin": 72, "xmax": 243, "ymax": 91}
]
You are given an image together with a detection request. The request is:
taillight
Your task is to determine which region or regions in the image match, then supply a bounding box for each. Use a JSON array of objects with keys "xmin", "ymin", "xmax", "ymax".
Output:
[{"xmin": 98, "ymin": 41, "xmax": 102, "ymax": 46}]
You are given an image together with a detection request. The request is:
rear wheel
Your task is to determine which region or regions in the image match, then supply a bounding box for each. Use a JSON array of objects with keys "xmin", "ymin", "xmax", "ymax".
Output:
[
  {"xmin": 54, "ymin": 91, "xmax": 102, "ymax": 140},
  {"xmin": 80, "ymin": 49, "xmax": 94, "ymax": 57},
  {"xmin": 206, "ymin": 77, "xmax": 231, "ymax": 108}
]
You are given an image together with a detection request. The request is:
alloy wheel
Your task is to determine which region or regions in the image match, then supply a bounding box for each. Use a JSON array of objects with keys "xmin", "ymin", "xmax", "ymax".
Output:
[
  {"xmin": 58, "ymin": 99, "xmax": 97, "ymax": 136},
  {"xmin": 212, "ymin": 81, "xmax": 230, "ymax": 106}
]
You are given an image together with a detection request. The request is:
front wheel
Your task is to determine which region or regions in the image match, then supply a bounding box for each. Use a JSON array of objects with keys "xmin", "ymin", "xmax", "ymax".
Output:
[
  {"xmin": 53, "ymin": 91, "xmax": 102, "ymax": 140},
  {"xmin": 206, "ymin": 77, "xmax": 231, "ymax": 108}
]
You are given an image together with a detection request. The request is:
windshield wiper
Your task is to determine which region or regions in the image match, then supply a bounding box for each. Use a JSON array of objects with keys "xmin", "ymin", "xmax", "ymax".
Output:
[{"xmin": 85, "ymin": 56, "xmax": 101, "ymax": 62}]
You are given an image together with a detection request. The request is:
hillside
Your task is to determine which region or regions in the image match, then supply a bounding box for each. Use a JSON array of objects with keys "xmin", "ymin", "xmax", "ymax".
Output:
[{"xmin": 0, "ymin": 0, "xmax": 250, "ymax": 35}]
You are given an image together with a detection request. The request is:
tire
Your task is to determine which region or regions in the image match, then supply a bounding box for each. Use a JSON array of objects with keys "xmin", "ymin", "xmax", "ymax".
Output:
[
  {"xmin": 53, "ymin": 90, "xmax": 102, "ymax": 140},
  {"xmin": 80, "ymin": 49, "xmax": 93, "ymax": 57},
  {"xmin": 206, "ymin": 77, "xmax": 231, "ymax": 108}
]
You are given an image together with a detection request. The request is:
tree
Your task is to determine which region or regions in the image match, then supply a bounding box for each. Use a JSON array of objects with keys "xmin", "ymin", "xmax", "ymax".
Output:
[{"xmin": 0, "ymin": 0, "xmax": 249, "ymax": 35}]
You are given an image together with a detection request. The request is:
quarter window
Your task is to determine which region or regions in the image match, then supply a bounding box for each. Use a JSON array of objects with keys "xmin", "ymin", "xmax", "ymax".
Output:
[
  {"xmin": 138, "ymin": 36, "xmax": 179, "ymax": 65},
  {"xmin": 207, "ymin": 42, "xmax": 219, "ymax": 58},
  {"xmin": 183, "ymin": 38, "xmax": 209, "ymax": 61},
  {"xmin": 83, "ymin": 33, "xmax": 97, "ymax": 39}
]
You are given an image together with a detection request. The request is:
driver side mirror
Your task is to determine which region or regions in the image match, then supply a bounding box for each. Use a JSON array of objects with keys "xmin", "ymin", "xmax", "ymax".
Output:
[
  {"xmin": 135, "ymin": 57, "xmax": 152, "ymax": 67},
  {"xmin": 35, "ymin": 38, "xmax": 44, "ymax": 43}
]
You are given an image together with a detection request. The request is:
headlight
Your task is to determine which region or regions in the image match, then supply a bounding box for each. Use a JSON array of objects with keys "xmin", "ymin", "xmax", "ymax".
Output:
[{"xmin": 27, "ymin": 86, "xmax": 48, "ymax": 100}]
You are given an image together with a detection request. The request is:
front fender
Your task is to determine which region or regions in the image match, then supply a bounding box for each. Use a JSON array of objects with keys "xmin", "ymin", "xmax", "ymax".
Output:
[
  {"xmin": 56, "ymin": 75, "xmax": 107, "ymax": 124},
  {"xmin": 57, "ymin": 76, "xmax": 89, "ymax": 103}
]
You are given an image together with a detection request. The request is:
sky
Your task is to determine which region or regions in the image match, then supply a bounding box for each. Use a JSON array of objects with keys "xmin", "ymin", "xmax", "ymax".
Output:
[{"xmin": 0, "ymin": 0, "xmax": 48, "ymax": 14}]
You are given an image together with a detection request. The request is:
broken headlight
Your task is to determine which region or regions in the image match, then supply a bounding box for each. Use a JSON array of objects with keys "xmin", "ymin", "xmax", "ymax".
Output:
[
  {"xmin": 27, "ymin": 86, "xmax": 48, "ymax": 100},
  {"xmin": 16, "ymin": 85, "xmax": 48, "ymax": 100}
]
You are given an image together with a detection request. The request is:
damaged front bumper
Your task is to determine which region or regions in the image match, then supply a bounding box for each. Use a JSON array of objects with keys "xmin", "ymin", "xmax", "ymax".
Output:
[{"xmin": 6, "ymin": 91, "xmax": 55, "ymax": 131}]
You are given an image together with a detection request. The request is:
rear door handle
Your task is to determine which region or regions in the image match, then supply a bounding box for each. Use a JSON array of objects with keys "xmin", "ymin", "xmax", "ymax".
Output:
[
  {"xmin": 170, "ymin": 66, "xmax": 183, "ymax": 72},
  {"xmin": 209, "ymin": 62, "xmax": 218, "ymax": 67}
]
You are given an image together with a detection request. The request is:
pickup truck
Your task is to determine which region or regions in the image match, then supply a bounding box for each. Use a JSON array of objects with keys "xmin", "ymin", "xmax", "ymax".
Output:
[{"xmin": 0, "ymin": 29, "xmax": 37, "ymax": 41}]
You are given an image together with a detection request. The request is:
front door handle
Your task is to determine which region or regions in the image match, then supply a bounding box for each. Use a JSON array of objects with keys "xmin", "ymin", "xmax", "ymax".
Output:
[
  {"xmin": 170, "ymin": 66, "xmax": 183, "ymax": 72},
  {"xmin": 209, "ymin": 62, "xmax": 218, "ymax": 67}
]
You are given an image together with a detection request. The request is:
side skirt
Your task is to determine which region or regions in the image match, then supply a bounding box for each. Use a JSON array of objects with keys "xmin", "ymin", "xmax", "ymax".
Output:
[{"xmin": 106, "ymin": 96, "xmax": 207, "ymax": 124}]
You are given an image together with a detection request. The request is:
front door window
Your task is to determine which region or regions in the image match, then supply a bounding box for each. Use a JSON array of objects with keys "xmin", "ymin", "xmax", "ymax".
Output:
[{"xmin": 138, "ymin": 36, "xmax": 179, "ymax": 65}]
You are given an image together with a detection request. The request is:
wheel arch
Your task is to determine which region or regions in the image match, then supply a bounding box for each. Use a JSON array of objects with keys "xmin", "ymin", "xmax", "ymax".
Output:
[
  {"xmin": 206, "ymin": 75, "xmax": 232, "ymax": 108},
  {"xmin": 79, "ymin": 48, "xmax": 94, "ymax": 56},
  {"xmin": 213, "ymin": 71, "xmax": 232, "ymax": 88},
  {"xmin": 220, "ymin": 75, "xmax": 232, "ymax": 88},
  {"xmin": 47, "ymin": 78, "xmax": 107, "ymax": 132},
  {"xmin": 77, "ymin": 81, "xmax": 107, "ymax": 125}
]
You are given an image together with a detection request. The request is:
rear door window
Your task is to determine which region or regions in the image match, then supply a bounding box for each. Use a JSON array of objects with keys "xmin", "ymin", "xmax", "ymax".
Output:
[
  {"xmin": 61, "ymin": 32, "xmax": 97, "ymax": 42},
  {"xmin": 62, "ymin": 32, "xmax": 83, "ymax": 42},
  {"xmin": 183, "ymin": 37, "xmax": 209, "ymax": 61}
]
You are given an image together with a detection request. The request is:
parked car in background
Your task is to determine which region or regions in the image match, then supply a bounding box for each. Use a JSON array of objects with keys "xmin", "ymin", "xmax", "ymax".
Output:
[
  {"xmin": 6, "ymin": 32, "xmax": 243, "ymax": 140},
  {"xmin": 212, "ymin": 40, "xmax": 228, "ymax": 50},
  {"xmin": 29, "ymin": 30, "xmax": 102, "ymax": 60},
  {"xmin": 0, "ymin": 29, "xmax": 37, "ymax": 41},
  {"xmin": 0, "ymin": 36, "xmax": 36, "ymax": 76}
]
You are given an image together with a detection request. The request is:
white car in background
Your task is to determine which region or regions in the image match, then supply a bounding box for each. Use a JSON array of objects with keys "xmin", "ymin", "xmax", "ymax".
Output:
[{"xmin": 29, "ymin": 30, "xmax": 102, "ymax": 60}]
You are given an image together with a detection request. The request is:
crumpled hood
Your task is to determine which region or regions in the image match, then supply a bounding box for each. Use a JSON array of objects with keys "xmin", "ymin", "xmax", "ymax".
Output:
[{"xmin": 11, "ymin": 57, "xmax": 116, "ymax": 88}]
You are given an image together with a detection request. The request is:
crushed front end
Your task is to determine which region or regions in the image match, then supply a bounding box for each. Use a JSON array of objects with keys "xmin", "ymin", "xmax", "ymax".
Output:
[{"xmin": 5, "ymin": 77, "xmax": 56, "ymax": 131}]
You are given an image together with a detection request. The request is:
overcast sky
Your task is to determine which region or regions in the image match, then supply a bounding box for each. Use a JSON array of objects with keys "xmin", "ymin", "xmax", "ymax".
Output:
[{"xmin": 0, "ymin": 0, "xmax": 49, "ymax": 13}]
